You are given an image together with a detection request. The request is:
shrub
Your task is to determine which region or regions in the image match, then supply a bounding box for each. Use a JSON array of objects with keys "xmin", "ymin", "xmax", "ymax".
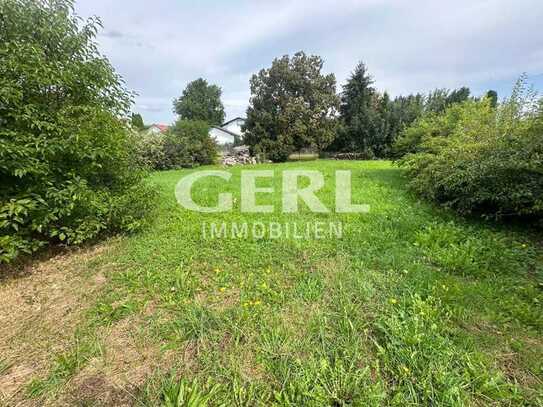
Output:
[
  {"xmin": 163, "ymin": 120, "xmax": 217, "ymax": 169},
  {"xmin": 0, "ymin": 0, "xmax": 155, "ymax": 262},
  {"xmin": 397, "ymin": 77, "xmax": 543, "ymax": 222},
  {"xmin": 134, "ymin": 131, "xmax": 167, "ymax": 170}
]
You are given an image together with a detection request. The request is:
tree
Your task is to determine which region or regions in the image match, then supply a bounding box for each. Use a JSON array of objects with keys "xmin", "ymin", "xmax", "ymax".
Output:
[
  {"xmin": 447, "ymin": 87, "xmax": 471, "ymax": 105},
  {"xmin": 425, "ymin": 87, "xmax": 471, "ymax": 114},
  {"xmin": 173, "ymin": 78, "xmax": 225, "ymax": 125},
  {"xmin": 390, "ymin": 93, "xmax": 425, "ymax": 135},
  {"xmin": 485, "ymin": 90, "xmax": 498, "ymax": 108},
  {"xmin": 328, "ymin": 62, "xmax": 429, "ymax": 157},
  {"xmin": 326, "ymin": 62, "xmax": 385, "ymax": 156},
  {"xmin": 0, "ymin": 0, "xmax": 154, "ymax": 262},
  {"xmin": 244, "ymin": 52, "xmax": 339, "ymax": 162},
  {"xmin": 131, "ymin": 113, "xmax": 145, "ymax": 130}
]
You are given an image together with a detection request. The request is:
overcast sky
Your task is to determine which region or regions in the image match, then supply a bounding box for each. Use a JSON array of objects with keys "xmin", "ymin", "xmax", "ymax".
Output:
[{"xmin": 76, "ymin": 0, "xmax": 543, "ymax": 125}]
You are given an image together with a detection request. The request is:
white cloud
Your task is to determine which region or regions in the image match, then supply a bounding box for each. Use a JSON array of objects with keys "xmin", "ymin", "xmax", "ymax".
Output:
[{"xmin": 75, "ymin": 0, "xmax": 543, "ymax": 124}]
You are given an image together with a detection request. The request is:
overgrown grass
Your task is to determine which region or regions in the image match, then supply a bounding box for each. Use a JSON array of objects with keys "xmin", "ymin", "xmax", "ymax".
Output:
[{"xmin": 7, "ymin": 160, "xmax": 543, "ymax": 405}]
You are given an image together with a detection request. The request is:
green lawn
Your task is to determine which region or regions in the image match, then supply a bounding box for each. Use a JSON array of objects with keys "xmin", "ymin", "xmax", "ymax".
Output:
[{"xmin": 3, "ymin": 160, "xmax": 542, "ymax": 406}]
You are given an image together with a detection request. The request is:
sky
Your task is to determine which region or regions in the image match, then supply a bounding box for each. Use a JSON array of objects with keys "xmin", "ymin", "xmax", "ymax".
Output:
[{"xmin": 75, "ymin": 0, "xmax": 543, "ymax": 125}]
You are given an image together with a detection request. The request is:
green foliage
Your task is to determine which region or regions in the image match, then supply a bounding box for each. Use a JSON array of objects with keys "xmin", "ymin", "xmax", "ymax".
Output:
[
  {"xmin": 375, "ymin": 294, "xmax": 516, "ymax": 405},
  {"xmin": 329, "ymin": 61, "xmax": 469, "ymax": 158},
  {"xmin": 134, "ymin": 131, "xmax": 167, "ymax": 170},
  {"xmin": 133, "ymin": 120, "xmax": 217, "ymax": 170},
  {"xmin": 425, "ymin": 87, "xmax": 471, "ymax": 114},
  {"xmin": 398, "ymin": 77, "xmax": 543, "ymax": 221},
  {"xmin": 130, "ymin": 112, "xmax": 145, "ymax": 130},
  {"xmin": 244, "ymin": 51, "xmax": 340, "ymax": 162},
  {"xmin": 392, "ymin": 108, "xmax": 458, "ymax": 158},
  {"xmin": 0, "ymin": 0, "xmax": 154, "ymax": 262},
  {"xmin": 328, "ymin": 62, "xmax": 380, "ymax": 156},
  {"xmin": 163, "ymin": 120, "xmax": 217, "ymax": 169},
  {"xmin": 160, "ymin": 376, "xmax": 219, "ymax": 407},
  {"xmin": 173, "ymin": 78, "xmax": 225, "ymax": 125},
  {"xmin": 485, "ymin": 90, "xmax": 498, "ymax": 108}
]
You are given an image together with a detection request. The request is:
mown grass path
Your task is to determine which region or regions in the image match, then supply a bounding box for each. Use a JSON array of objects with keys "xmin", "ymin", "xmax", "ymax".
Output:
[{"xmin": 1, "ymin": 160, "xmax": 542, "ymax": 406}]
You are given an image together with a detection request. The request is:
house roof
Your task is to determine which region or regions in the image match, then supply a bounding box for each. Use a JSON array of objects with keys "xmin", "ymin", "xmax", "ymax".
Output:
[
  {"xmin": 220, "ymin": 117, "xmax": 245, "ymax": 127},
  {"xmin": 151, "ymin": 124, "xmax": 169, "ymax": 133}
]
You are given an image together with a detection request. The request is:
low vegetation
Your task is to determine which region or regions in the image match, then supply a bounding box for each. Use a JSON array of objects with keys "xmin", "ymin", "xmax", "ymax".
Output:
[
  {"xmin": 1, "ymin": 161, "xmax": 541, "ymax": 405},
  {"xmin": 135, "ymin": 120, "xmax": 218, "ymax": 170},
  {"xmin": 397, "ymin": 77, "xmax": 543, "ymax": 223}
]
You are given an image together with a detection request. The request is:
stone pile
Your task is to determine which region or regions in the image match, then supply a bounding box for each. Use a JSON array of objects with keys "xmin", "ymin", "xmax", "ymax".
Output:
[{"xmin": 221, "ymin": 145, "xmax": 257, "ymax": 166}]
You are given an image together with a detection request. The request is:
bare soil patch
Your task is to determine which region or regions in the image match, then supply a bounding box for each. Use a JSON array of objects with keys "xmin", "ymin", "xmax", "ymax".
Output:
[{"xmin": 0, "ymin": 244, "xmax": 111, "ymax": 404}]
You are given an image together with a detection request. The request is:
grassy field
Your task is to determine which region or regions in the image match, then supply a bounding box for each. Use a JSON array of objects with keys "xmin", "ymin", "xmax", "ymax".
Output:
[{"xmin": 1, "ymin": 160, "xmax": 542, "ymax": 406}]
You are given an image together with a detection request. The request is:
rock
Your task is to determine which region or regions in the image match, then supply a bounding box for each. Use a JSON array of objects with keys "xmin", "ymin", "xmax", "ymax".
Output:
[{"xmin": 221, "ymin": 145, "xmax": 256, "ymax": 166}]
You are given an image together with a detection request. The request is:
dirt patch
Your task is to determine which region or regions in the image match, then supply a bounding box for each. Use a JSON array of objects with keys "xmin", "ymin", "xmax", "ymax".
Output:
[
  {"xmin": 101, "ymin": 317, "xmax": 162, "ymax": 387},
  {"xmin": 64, "ymin": 375, "xmax": 135, "ymax": 406},
  {"xmin": 0, "ymin": 364, "xmax": 34, "ymax": 402},
  {"xmin": 53, "ymin": 314, "xmax": 180, "ymax": 406},
  {"xmin": 0, "ymin": 243, "xmax": 112, "ymax": 404}
]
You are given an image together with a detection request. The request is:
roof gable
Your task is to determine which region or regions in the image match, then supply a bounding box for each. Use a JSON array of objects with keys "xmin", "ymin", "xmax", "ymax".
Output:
[{"xmin": 220, "ymin": 117, "xmax": 245, "ymax": 127}]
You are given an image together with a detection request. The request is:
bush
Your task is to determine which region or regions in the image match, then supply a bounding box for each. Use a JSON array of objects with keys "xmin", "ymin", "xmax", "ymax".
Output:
[
  {"xmin": 134, "ymin": 120, "xmax": 217, "ymax": 170},
  {"xmin": 0, "ymin": 0, "xmax": 155, "ymax": 262},
  {"xmin": 397, "ymin": 77, "xmax": 543, "ymax": 222},
  {"xmin": 134, "ymin": 131, "xmax": 167, "ymax": 170},
  {"xmin": 165, "ymin": 120, "xmax": 217, "ymax": 168}
]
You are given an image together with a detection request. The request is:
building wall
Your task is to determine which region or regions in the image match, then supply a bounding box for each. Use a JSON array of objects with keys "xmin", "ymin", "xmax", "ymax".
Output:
[
  {"xmin": 209, "ymin": 127, "xmax": 235, "ymax": 146},
  {"xmin": 147, "ymin": 126, "xmax": 162, "ymax": 135}
]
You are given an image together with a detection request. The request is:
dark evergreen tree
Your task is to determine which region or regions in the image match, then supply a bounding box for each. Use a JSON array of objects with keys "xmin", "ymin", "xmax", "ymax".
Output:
[
  {"xmin": 328, "ymin": 62, "xmax": 377, "ymax": 154},
  {"xmin": 485, "ymin": 90, "xmax": 498, "ymax": 108},
  {"xmin": 131, "ymin": 113, "xmax": 144, "ymax": 130}
]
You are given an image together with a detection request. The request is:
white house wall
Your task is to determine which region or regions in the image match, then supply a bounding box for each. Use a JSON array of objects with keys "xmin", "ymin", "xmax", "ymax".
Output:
[{"xmin": 209, "ymin": 127, "xmax": 235, "ymax": 145}]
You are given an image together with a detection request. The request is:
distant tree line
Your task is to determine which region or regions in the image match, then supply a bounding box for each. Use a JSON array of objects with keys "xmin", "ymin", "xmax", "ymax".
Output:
[
  {"xmin": 242, "ymin": 53, "xmax": 498, "ymax": 161},
  {"xmin": 134, "ymin": 52, "xmax": 499, "ymax": 165}
]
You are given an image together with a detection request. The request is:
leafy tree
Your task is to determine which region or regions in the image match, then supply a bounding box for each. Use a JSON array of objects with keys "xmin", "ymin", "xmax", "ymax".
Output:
[
  {"xmin": 425, "ymin": 87, "xmax": 471, "ymax": 114},
  {"xmin": 447, "ymin": 87, "xmax": 471, "ymax": 105},
  {"xmin": 163, "ymin": 120, "xmax": 217, "ymax": 168},
  {"xmin": 131, "ymin": 113, "xmax": 145, "ymax": 130},
  {"xmin": 485, "ymin": 90, "xmax": 498, "ymax": 108},
  {"xmin": 173, "ymin": 78, "xmax": 225, "ymax": 125},
  {"xmin": 392, "ymin": 87, "xmax": 473, "ymax": 158},
  {"xmin": 244, "ymin": 52, "xmax": 339, "ymax": 162},
  {"xmin": 134, "ymin": 132, "xmax": 167, "ymax": 170},
  {"xmin": 0, "ymin": 0, "xmax": 154, "ymax": 262},
  {"xmin": 389, "ymin": 94, "xmax": 425, "ymax": 138}
]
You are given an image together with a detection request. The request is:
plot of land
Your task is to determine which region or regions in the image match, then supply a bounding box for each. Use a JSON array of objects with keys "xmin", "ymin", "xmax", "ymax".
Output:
[{"xmin": 1, "ymin": 160, "xmax": 542, "ymax": 405}]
